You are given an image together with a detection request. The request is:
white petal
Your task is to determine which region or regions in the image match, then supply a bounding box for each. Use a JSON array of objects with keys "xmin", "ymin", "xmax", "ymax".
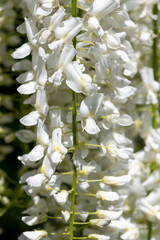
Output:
[
  {"xmin": 11, "ymin": 43, "xmax": 32, "ymax": 59},
  {"xmin": 24, "ymin": 0, "xmax": 37, "ymax": 16},
  {"xmin": 54, "ymin": 190, "xmax": 69, "ymax": 205},
  {"xmin": 51, "ymin": 151, "xmax": 62, "ymax": 164},
  {"xmin": 103, "ymin": 175, "xmax": 131, "ymax": 186},
  {"xmin": 20, "ymin": 111, "xmax": 40, "ymax": 126},
  {"xmin": 116, "ymin": 114, "xmax": 133, "ymax": 126},
  {"xmin": 37, "ymin": 29, "xmax": 51, "ymax": 44},
  {"xmin": 116, "ymin": 86, "xmax": 136, "ymax": 98},
  {"xmin": 153, "ymin": 81, "xmax": 160, "ymax": 92},
  {"xmin": 89, "ymin": 218, "xmax": 110, "ymax": 227},
  {"xmin": 102, "ymin": 29, "xmax": 121, "ymax": 49},
  {"xmin": 17, "ymin": 81, "xmax": 36, "ymax": 94},
  {"xmin": 43, "ymin": 6, "xmax": 65, "ymax": 28},
  {"xmin": 111, "ymin": 50, "xmax": 129, "ymax": 63},
  {"xmin": 28, "ymin": 145, "xmax": 45, "ymax": 161},
  {"xmin": 113, "ymin": 132, "xmax": 132, "ymax": 146},
  {"xmin": 37, "ymin": 120, "xmax": 49, "ymax": 146},
  {"xmin": 66, "ymin": 20, "xmax": 83, "ymax": 42},
  {"xmin": 12, "ymin": 60, "xmax": 32, "ymax": 71},
  {"xmin": 146, "ymin": 90, "xmax": 158, "ymax": 104},
  {"xmin": 49, "ymin": 109, "xmax": 62, "ymax": 130},
  {"xmin": 48, "ymin": 39, "xmax": 63, "ymax": 52},
  {"xmin": 48, "ymin": 70, "xmax": 62, "ymax": 86},
  {"xmin": 61, "ymin": 210, "xmax": 70, "ymax": 223},
  {"xmin": 84, "ymin": 118, "xmax": 100, "ymax": 135},
  {"xmin": 55, "ymin": 17, "xmax": 83, "ymax": 42},
  {"xmin": 40, "ymin": 154, "xmax": 56, "ymax": 179},
  {"xmin": 140, "ymin": 67, "xmax": 153, "ymax": 88},
  {"xmin": 88, "ymin": 17, "xmax": 104, "ymax": 36},
  {"xmin": 35, "ymin": 87, "xmax": 49, "ymax": 116},
  {"xmin": 89, "ymin": 0, "xmax": 119, "ymax": 19},
  {"xmin": 18, "ymin": 154, "xmax": 36, "ymax": 167},
  {"xmin": 16, "ymin": 71, "xmax": 35, "ymax": 84},
  {"xmin": 36, "ymin": 57, "xmax": 47, "ymax": 86},
  {"xmin": 97, "ymin": 209, "xmax": 122, "ymax": 220},
  {"xmin": 96, "ymin": 191, "xmax": 119, "ymax": 201},
  {"xmin": 22, "ymin": 214, "xmax": 47, "ymax": 226},
  {"xmin": 51, "ymin": 128, "xmax": 67, "ymax": 155},
  {"xmin": 79, "ymin": 181, "xmax": 89, "ymax": 191},
  {"xmin": 36, "ymin": 6, "xmax": 52, "ymax": 16},
  {"xmin": 17, "ymin": 22, "xmax": 26, "ymax": 34},
  {"xmin": 38, "ymin": 46, "xmax": 47, "ymax": 61},
  {"xmin": 123, "ymin": 0, "xmax": 140, "ymax": 11},
  {"xmin": 78, "ymin": 212, "xmax": 89, "ymax": 222},
  {"xmin": 80, "ymin": 93, "xmax": 104, "ymax": 117},
  {"xmin": 88, "ymin": 234, "xmax": 110, "ymax": 240},
  {"xmin": 114, "ymin": 75, "xmax": 130, "ymax": 88},
  {"xmin": 15, "ymin": 130, "xmax": 35, "ymax": 143},
  {"xmin": 23, "ymin": 230, "xmax": 47, "ymax": 240},
  {"xmin": 20, "ymin": 170, "xmax": 37, "ymax": 184},
  {"xmin": 65, "ymin": 62, "xmax": 83, "ymax": 93},
  {"xmin": 143, "ymin": 171, "xmax": 159, "ymax": 191},
  {"xmin": 106, "ymin": 30, "xmax": 121, "ymax": 49},
  {"xmin": 26, "ymin": 173, "xmax": 46, "ymax": 187},
  {"xmin": 59, "ymin": 44, "xmax": 76, "ymax": 70},
  {"xmin": 23, "ymin": 95, "xmax": 36, "ymax": 106},
  {"xmin": 25, "ymin": 18, "xmax": 38, "ymax": 46}
]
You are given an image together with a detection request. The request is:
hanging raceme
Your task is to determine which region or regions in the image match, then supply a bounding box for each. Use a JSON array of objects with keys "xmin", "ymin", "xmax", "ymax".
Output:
[
  {"xmin": 120, "ymin": 1, "xmax": 160, "ymax": 240},
  {"xmin": 10, "ymin": 0, "xmax": 143, "ymax": 239}
]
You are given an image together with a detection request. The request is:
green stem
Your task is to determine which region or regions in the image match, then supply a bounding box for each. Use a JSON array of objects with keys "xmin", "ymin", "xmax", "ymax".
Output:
[
  {"xmin": 152, "ymin": 104, "xmax": 156, "ymax": 129},
  {"xmin": 74, "ymin": 222, "xmax": 90, "ymax": 225},
  {"xmin": 73, "ymin": 237, "xmax": 88, "ymax": 240},
  {"xmin": 49, "ymin": 232, "xmax": 69, "ymax": 236},
  {"xmin": 152, "ymin": 3, "xmax": 158, "ymax": 130},
  {"xmin": 70, "ymin": 1, "xmax": 78, "ymax": 239},
  {"xmin": 76, "ymin": 193, "xmax": 96, "ymax": 197},
  {"xmin": 147, "ymin": 221, "xmax": 152, "ymax": 240},
  {"xmin": 152, "ymin": 4, "xmax": 158, "ymax": 81},
  {"xmin": 78, "ymin": 179, "xmax": 102, "ymax": 183}
]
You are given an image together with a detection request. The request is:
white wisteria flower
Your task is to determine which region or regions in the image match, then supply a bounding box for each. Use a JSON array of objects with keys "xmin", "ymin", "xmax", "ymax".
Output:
[
  {"xmin": 79, "ymin": 93, "xmax": 104, "ymax": 134},
  {"xmin": 103, "ymin": 175, "xmax": 131, "ymax": 186},
  {"xmin": 20, "ymin": 86, "xmax": 49, "ymax": 126},
  {"xmin": 22, "ymin": 230, "xmax": 48, "ymax": 240},
  {"xmin": 96, "ymin": 191, "xmax": 119, "ymax": 201},
  {"xmin": 48, "ymin": 16, "xmax": 83, "ymax": 51},
  {"xmin": 48, "ymin": 128, "xmax": 67, "ymax": 164},
  {"xmin": 65, "ymin": 61, "xmax": 96, "ymax": 95},
  {"xmin": 88, "ymin": 0, "xmax": 120, "ymax": 20},
  {"xmin": 88, "ymin": 233, "xmax": 110, "ymax": 240},
  {"xmin": 22, "ymin": 214, "xmax": 47, "ymax": 226},
  {"xmin": 53, "ymin": 190, "xmax": 69, "ymax": 205},
  {"xmin": 48, "ymin": 44, "xmax": 76, "ymax": 86},
  {"xmin": 37, "ymin": 6, "xmax": 65, "ymax": 44},
  {"xmin": 89, "ymin": 219, "xmax": 111, "ymax": 227},
  {"xmin": 140, "ymin": 67, "xmax": 160, "ymax": 104},
  {"xmin": 97, "ymin": 209, "xmax": 122, "ymax": 220}
]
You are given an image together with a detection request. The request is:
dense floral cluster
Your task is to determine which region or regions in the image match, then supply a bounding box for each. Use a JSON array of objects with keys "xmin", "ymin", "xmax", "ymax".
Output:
[
  {"xmin": 6, "ymin": 0, "xmax": 160, "ymax": 239},
  {"xmin": 120, "ymin": 1, "xmax": 160, "ymax": 239}
]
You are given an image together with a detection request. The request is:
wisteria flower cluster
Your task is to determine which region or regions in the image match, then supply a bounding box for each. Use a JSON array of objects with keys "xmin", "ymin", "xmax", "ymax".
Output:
[{"xmin": 4, "ymin": 0, "xmax": 160, "ymax": 239}]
